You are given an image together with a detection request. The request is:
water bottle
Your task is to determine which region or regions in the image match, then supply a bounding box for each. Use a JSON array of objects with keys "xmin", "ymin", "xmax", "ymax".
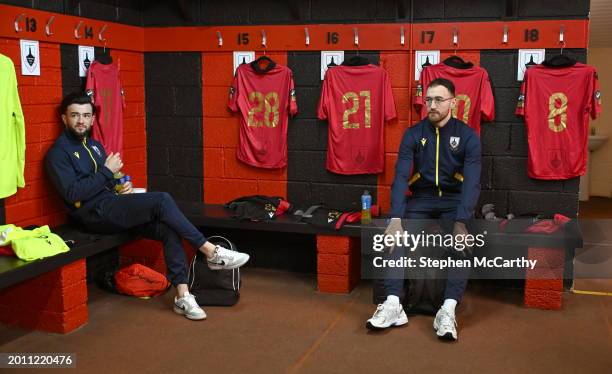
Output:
[
  {"xmin": 114, "ymin": 172, "xmax": 131, "ymax": 193},
  {"xmin": 361, "ymin": 190, "xmax": 372, "ymax": 225}
]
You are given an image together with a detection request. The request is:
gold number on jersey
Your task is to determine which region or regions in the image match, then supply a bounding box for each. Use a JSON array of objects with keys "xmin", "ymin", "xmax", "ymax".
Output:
[
  {"xmin": 548, "ymin": 92, "xmax": 568, "ymax": 133},
  {"xmin": 264, "ymin": 92, "xmax": 279, "ymax": 128},
  {"xmin": 451, "ymin": 94, "xmax": 471, "ymax": 123},
  {"xmin": 247, "ymin": 91, "xmax": 279, "ymax": 128},
  {"xmin": 342, "ymin": 90, "xmax": 371, "ymax": 129}
]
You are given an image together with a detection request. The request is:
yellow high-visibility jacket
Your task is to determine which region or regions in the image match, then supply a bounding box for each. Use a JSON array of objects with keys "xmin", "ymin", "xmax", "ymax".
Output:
[{"xmin": 0, "ymin": 53, "xmax": 25, "ymax": 198}]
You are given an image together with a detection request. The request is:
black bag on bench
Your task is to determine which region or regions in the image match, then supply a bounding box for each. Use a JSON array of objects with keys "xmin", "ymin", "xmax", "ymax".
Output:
[{"xmin": 187, "ymin": 236, "xmax": 241, "ymax": 306}]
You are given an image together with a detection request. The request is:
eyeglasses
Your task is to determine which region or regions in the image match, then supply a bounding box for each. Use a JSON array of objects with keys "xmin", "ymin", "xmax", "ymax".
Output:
[
  {"xmin": 69, "ymin": 113, "xmax": 93, "ymax": 119},
  {"xmin": 424, "ymin": 97, "xmax": 454, "ymax": 106}
]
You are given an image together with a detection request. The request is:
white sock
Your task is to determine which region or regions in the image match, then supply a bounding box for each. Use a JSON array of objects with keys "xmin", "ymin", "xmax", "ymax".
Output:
[
  {"xmin": 442, "ymin": 299, "xmax": 457, "ymax": 315},
  {"xmin": 386, "ymin": 295, "xmax": 400, "ymax": 306}
]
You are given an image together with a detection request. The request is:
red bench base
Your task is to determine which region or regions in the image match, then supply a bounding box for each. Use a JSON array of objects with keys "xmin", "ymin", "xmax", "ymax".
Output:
[{"xmin": 0, "ymin": 260, "xmax": 88, "ymax": 333}]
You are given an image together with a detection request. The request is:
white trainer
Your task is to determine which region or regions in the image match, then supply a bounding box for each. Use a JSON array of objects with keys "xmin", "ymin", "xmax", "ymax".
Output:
[
  {"xmin": 433, "ymin": 308, "xmax": 458, "ymax": 341},
  {"xmin": 174, "ymin": 292, "xmax": 206, "ymax": 320},
  {"xmin": 207, "ymin": 245, "xmax": 250, "ymax": 270},
  {"xmin": 366, "ymin": 301, "xmax": 408, "ymax": 330}
]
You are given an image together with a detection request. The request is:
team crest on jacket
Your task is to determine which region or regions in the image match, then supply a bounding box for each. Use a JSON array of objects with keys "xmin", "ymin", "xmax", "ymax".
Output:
[
  {"xmin": 92, "ymin": 145, "xmax": 101, "ymax": 156},
  {"xmin": 73, "ymin": 152, "xmax": 80, "ymax": 159},
  {"xmin": 450, "ymin": 136, "xmax": 460, "ymax": 150}
]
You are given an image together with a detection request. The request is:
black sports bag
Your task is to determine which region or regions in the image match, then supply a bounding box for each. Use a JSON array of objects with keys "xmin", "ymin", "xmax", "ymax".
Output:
[{"xmin": 187, "ymin": 236, "xmax": 241, "ymax": 306}]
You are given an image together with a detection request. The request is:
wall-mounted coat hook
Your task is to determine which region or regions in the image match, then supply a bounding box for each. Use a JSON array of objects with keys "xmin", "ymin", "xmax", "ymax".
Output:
[
  {"xmin": 261, "ymin": 30, "xmax": 267, "ymax": 48},
  {"xmin": 14, "ymin": 13, "xmax": 25, "ymax": 33},
  {"xmin": 559, "ymin": 25, "xmax": 565, "ymax": 44},
  {"xmin": 98, "ymin": 24, "xmax": 108, "ymax": 42},
  {"xmin": 452, "ymin": 27, "xmax": 459, "ymax": 46},
  {"xmin": 400, "ymin": 26, "xmax": 405, "ymax": 46},
  {"xmin": 304, "ymin": 27, "xmax": 310, "ymax": 46},
  {"xmin": 353, "ymin": 27, "xmax": 359, "ymax": 46},
  {"xmin": 74, "ymin": 20, "xmax": 84, "ymax": 39},
  {"xmin": 216, "ymin": 31, "xmax": 223, "ymax": 46},
  {"xmin": 45, "ymin": 16, "xmax": 55, "ymax": 36},
  {"xmin": 502, "ymin": 25, "xmax": 508, "ymax": 44}
]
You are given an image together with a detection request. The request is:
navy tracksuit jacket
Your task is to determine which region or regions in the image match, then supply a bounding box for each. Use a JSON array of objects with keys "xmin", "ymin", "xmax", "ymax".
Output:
[
  {"xmin": 385, "ymin": 117, "xmax": 482, "ymax": 301},
  {"xmin": 45, "ymin": 130, "xmax": 206, "ymax": 285}
]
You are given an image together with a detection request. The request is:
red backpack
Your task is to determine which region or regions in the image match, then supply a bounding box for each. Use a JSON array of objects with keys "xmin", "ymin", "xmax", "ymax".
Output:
[{"xmin": 114, "ymin": 264, "xmax": 170, "ymax": 298}]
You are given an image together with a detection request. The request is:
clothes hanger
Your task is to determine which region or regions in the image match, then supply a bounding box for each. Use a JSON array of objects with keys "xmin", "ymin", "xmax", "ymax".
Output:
[
  {"xmin": 251, "ymin": 54, "xmax": 276, "ymax": 73},
  {"xmin": 96, "ymin": 42, "xmax": 113, "ymax": 65},
  {"xmin": 542, "ymin": 52, "xmax": 576, "ymax": 67},
  {"xmin": 443, "ymin": 55, "xmax": 466, "ymax": 64},
  {"xmin": 341, "ymin": 55, "xmax": 370, "ymax": 66}
]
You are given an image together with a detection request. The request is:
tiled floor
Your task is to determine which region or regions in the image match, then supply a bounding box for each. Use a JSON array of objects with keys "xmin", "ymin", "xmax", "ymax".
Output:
[{"xmin": 0, "ymin": 270, "xmax": 610, "ymax": 373}]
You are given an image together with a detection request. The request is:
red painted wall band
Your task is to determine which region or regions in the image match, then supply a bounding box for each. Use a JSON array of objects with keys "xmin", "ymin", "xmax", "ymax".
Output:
[{"xmin": 0, "ymin": 5, "xmax": 588, "ymax": 52}]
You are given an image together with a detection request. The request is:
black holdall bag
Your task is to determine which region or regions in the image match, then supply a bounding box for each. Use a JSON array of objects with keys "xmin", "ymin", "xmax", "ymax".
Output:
[
  {"xmin": 403, "ymin": 244, "xmax": 448, "ymax": 315},
  {"xmin": 187, "ymin": 236, "xmax": 241, "ymax": 306}
]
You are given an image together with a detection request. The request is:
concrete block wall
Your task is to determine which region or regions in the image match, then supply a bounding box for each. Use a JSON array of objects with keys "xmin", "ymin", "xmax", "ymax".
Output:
[{"xmin": 0, "ymin": 0, "xmax": 592, "ymax": 301}]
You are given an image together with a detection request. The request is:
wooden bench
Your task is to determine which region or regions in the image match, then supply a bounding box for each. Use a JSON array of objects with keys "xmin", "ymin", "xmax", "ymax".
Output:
[{"xmin": 0, "ymin": 225, "xmax": 139, "ymax": 333}]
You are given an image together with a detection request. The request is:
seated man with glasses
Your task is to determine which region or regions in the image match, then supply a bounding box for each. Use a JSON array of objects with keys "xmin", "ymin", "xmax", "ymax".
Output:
[
  {"xmin": 45, "ymin": 92, "xmax": 250, "ymax": 321},
  {"xmin": 366, "ymin": 78, "xmax": 481, "ymax": 341}
]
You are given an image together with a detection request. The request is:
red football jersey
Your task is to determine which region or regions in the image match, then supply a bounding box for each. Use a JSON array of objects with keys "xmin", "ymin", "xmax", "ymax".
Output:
[
  {"xmin": 516, "ymin": 63, "xmax": 602, "ymax": 179},
  {"xmin": 85, "ymin": 61, "xmax": 125, "ymax": 154},
  {"xmin": 317, "ymin": 65, "xmax": 396, "ymax": 174},
  {"xmin": 414, "ymin": 63, "xmax": 494, "ymax": 134},
  {"xmin": 228, "ymin": 62, "xmax": 297, "ymax": 168}
]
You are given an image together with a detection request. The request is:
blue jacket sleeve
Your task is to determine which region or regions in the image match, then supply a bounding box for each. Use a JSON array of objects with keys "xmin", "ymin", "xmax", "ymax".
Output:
[
  {"xmin": 455, "ymin": 132, "xmax": 481, "ymax": 222},
  {"xmin": 45, "ymin": 147, "xmax": 114, "ymax": 205},
  {"xmin": 390, "ymin": 129, "xmax": 415, "ymax": 218}
]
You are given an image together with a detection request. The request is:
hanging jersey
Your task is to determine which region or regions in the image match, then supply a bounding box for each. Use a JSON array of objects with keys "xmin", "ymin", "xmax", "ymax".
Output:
[
  {"xmin": 228, "ymin": 62, "xmax": 298, "ymax": 169},
  {"xmin": 86, "ymin": 61, "xmax": 125, "ymax": 154},
  {"xmin": 0, "ymin": 54, "xmax": 26, "ymax": 199},
  {"xmin": 516, "ymin": 63, "xmax": 601, "ymax": 179},
  {"xmin": 317, "ymin": 64, "xmax": 397, "ymax": 174},
  {"xmin": 414, "ymin": 63, "xmax": 494, "ymax": 134}
]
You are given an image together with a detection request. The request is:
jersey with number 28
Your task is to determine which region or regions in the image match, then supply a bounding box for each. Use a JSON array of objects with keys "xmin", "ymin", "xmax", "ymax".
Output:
[
  {"xmin": 516, "ymin": 63, "xmax": 601, "ymax": 179},
  {"xmin": 317, "ymin": 64, "xmax": 397, "ymax": 174},
  {"xmin": 228, "ymin": 63, "xmax": 297, "ymax": 169}
]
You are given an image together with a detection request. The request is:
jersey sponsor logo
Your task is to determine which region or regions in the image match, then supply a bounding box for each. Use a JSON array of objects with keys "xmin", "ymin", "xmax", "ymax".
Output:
[
  {"xmin": 420, "ymin": 138, "xmax": 427, "ymax": 147},
  {"xmin": 595, "ymin": 90, "xmax": 602, "ymax": 105},
  {"xmin": 416, "ymin": 84, "xmax": 423, "ymax": 97},
  {"xmin": 450, "ymin": 136, "xmax": 460, "ymax": 150},
  {"xmin": 516, "ymin": 94, "xmax": 525, "ymax": 109},
  {"xmin": 73, "ymin": 152, "xmax": 80, "ymax": 159},
  {"xmin": 92, "ymin": 145, "xmax": 101, "ymax": 156}
]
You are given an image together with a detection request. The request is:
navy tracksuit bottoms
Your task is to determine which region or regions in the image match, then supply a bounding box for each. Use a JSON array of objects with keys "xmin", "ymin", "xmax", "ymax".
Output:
[
  {"xmin": 75, "ymin": 192, "xmax": 207, "ymax": 286},
  {"xmin": 383, "ymin": 195, "xmax": 472, "ymax": 303}
]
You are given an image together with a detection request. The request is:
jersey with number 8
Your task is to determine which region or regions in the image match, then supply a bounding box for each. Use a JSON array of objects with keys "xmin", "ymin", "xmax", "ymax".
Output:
[
  {"xmin": 318, "ymin": 64, "xmax": 396, "ymax": 174},
  {"xmin": 516, "ymin": 63, "xmax": 601, "ymax": 179}
]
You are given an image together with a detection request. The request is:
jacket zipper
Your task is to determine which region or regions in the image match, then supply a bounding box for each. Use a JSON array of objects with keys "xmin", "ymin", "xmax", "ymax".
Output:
[
  {"xmin": 82, "ymin": 137, "xmax": 98, "ymax": 173},
  {"xmin": 435, "ymin": 128, "xmax": 442, "ymax": 196}
]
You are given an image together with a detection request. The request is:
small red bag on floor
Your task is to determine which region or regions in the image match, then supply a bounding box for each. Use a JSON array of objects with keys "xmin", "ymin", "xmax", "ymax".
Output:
[{"xmin": 114, "ymin": 264, "xmax": 170, "ymax": 297}]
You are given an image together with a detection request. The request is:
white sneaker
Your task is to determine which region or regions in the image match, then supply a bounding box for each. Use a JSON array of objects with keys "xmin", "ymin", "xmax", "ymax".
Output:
[
  {"xmin": 207, "ymin": 245, "xmax": 250, "ymax": 270},
  {"xmin": 366, "ymin": 301, "xmax": 408, "ymax": 330},
  {"xmin": 433, "ymin": 308, "xmax": 457, "ymax": 341},
  {"xmin": 174, "ymin": 292, "xmax": 206, "ymax": 320}
]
